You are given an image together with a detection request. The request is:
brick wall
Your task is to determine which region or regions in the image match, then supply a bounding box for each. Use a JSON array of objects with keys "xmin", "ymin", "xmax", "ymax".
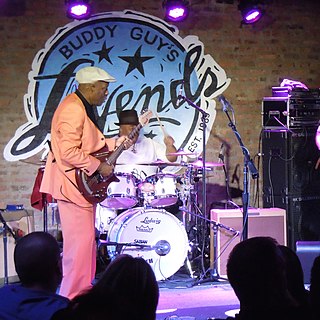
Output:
[{"xmin": 0, "ymin": 0, "xmax": 320, "ymax": 230}]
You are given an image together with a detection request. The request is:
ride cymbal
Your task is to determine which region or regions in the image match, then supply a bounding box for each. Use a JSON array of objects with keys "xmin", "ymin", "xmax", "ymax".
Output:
[{"xmin": 191, "ymin": 159, "xmax": 224, "ymax": 168}]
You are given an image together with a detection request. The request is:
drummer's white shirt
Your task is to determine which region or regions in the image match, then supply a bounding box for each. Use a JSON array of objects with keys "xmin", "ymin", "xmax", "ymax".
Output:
[{"xmin": 115, "ymin": 135, "xmax": 176, "ymax": 179}]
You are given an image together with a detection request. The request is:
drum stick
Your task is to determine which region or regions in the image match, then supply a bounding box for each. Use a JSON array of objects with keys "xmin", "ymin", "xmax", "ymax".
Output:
[{"xmin": 155, "ymin": 112, "xmax": 168, "ymax": 137}]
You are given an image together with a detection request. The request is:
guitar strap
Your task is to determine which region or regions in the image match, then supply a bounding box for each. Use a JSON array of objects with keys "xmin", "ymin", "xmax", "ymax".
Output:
[{"xmin": 75, "ymin": 89, "xmax": 102, "ymax": 133}]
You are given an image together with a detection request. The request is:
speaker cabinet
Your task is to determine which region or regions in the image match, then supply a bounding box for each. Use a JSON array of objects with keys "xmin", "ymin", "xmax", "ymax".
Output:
[
  {"xmin": 296, "ymin": 241, "xmax": 320, "ymax": 284},
  {"xmin": 262, "ymin": 127, "xmax": 320, "ymax": 248},
  {"xmin": 0, "ymin": 210, "xmax": 34, "ymax": 284},
  {"xmin": 210, "ymin": 207, "xmax": 286, "ymax": 277}
]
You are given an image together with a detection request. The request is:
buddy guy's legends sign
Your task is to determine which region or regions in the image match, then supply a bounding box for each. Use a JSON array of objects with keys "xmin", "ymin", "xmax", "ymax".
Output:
[{"xmin": 4, "ymin": 10, "xmax": 230, "ymax": 162}]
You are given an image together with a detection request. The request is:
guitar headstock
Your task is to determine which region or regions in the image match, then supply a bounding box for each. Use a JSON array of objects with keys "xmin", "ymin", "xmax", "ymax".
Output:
[{"xmin": 139, "ymin": 110, "xmax": 153, "ymax": 127}]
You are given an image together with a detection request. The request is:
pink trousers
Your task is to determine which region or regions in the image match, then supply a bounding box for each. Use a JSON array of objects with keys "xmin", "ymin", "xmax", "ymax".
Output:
[{"xmin": 57, "ymin": 200, "xmax": 96, "ymax": 299}]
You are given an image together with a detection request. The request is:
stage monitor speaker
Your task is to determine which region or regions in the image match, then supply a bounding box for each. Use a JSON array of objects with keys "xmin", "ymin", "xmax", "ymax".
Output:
[
  {"xmin": 210, "ymin": 207, "xmax": 286, "ymax": 277},
  {"xmin": 296, "ymin": 241, "xmax": 320, "ymax": 284},
  {"xmin": 262, "ymin": 127, "xmax": 320, "ymax": 249},
  {"xmin": 0, "ymin": 210, "xmax": 34, "ymax": 284}
]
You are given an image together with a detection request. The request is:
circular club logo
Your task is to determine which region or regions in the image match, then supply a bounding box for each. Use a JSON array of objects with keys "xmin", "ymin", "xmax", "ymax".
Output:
[{"xmin": 4, "ymin": 10, "xmax": 230, "ymax": 161}]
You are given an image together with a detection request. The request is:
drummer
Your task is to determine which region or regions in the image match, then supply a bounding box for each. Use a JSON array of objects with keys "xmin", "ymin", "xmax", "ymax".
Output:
[
  {"xmin": 115, "ymin": 109, "xmax": 179, "ymax": 178},
  {"xmin": 95, "ymin": 109, "xmax": 180, "ymax": 239}
]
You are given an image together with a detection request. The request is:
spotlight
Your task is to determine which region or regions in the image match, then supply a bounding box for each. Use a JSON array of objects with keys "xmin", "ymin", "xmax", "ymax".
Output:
[
  {"xmin": 238, "ymin": 0, "xmax": 263, "ymax": 25},
  {"xmin": 163, "ymin": 0, "xmax": 189, "ymax": 22},
  {"xmin": 66, "ymin": 0, "xmax": 91, "ymax": 20}
]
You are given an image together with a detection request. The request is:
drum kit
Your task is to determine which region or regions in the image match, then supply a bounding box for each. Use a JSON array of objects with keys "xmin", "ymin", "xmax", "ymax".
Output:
[{"xmin": 96, "ymin": 151, "xmax": 224, "ymax": 281}]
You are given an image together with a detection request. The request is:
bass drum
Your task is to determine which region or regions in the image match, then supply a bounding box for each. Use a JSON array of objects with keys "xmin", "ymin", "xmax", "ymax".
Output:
[{"xmin": 107, "ymin": 207, "xmax": 188, "ymax": 281}]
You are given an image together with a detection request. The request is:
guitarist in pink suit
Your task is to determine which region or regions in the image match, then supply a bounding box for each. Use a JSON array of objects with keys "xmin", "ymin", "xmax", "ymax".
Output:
[{"xmin": 40, "ymin": 66, "xmax": 130, "ymax": 299}]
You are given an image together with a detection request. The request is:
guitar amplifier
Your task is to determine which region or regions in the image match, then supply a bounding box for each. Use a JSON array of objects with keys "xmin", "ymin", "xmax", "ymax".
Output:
[
  {"xmin": 0, "ymin": 210, "xmax": 35, "ymax": 284},
  {"xmin": 210, "ymin": 207, "xmax": 287, "ymax": 277},
  {"xmin": 262, "ymin": 96, "xmax": 320, "ymax": 128},
  {"xmin": 262, "ymin": 97, "xmax": 289, "ymax": 128}
]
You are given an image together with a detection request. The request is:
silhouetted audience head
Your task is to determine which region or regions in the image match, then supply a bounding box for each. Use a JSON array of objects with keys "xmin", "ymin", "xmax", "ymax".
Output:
[
  {"xmin": 14, "ymin": 231, "xmax": 62, "ymax": 292},
  {"xmin": 309, "ymin": 255, "xmax": 320, "ymax": 320},
  {"xmin": 0, "ymin": 232, "xmax": 69, "ymax": 320},
  {"xmin": 57, "ymin": 254, "xmax": 159, "ymax": 320},
  {"xmin": 226, "ymin": 237, "xmax": 313, "ymax": 320},
  {"xmin": 278, "ymin": 244, "xmax": 309, "ymax": 307}
]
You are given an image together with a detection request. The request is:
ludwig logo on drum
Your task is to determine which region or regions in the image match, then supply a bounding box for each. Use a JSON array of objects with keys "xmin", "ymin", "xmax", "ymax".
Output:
[
  {"xmin": 141, "ymin": 217, "xmax": 161, "ymax": 225},
  {"xmin": 4, "ymin": 10, "xmax": 230, "ymax": 162}
]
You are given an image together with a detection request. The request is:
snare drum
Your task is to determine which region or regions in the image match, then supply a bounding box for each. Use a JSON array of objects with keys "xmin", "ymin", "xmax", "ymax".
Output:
[
  {"xmin": 139, "ymin": 173, "xmax": 178, "ymax": 208},
  {"xmin": 107, "ymin": 207, "xmax": 188, "ymax": 281},
  {"xmin": 100, "ymin": 173, "xmax": 138, "ymax": 210}
]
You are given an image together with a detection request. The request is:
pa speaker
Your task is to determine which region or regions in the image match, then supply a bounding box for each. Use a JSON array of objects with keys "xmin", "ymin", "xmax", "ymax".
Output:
[
  {"xmin": 210, "ymin": 207, "xmax": 287, "ymax": 277},
  {"xmin": 262, "ymin": 127, "xmax": 320, "ymax": 249},
  {"xmin": 0, "ymin": 210, "xmax": 35, "ymax": 284}
]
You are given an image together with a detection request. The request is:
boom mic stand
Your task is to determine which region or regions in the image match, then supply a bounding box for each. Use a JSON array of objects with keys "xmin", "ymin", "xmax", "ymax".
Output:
[
  {"xmin": 178, "ymin": 94, "xmax": 232, "ymax": 283},
  {"xmin": 218, "ymin": 95, "xmax": 259, "ymax": 240},
  {"xmin": 0, "ymin": 210, "xmax": 17, "ymax": 285}
]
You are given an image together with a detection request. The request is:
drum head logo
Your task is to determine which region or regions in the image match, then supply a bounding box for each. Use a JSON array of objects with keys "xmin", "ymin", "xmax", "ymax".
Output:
[{"xmin": 4, "ymin": 10, "xmax": 230, "ymax": 161}]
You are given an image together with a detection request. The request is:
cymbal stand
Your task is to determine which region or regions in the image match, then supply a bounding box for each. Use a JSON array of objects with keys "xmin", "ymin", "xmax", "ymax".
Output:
[
  {"xmin": 178, "ymin": 94, "xmax": 209, "ymax": 221},
  {"xmin": 179, "ymin": 164, "xmax": 197, "ymax": 229},
  {"xmin": 0, "ymin": 210, "xmax": 17, "ymax": 285}
]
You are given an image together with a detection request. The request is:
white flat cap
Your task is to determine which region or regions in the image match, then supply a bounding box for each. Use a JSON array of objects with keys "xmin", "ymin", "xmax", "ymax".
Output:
[{"xmin": 75, "ymin": 66, "xmax": 116, "ymax": 84}]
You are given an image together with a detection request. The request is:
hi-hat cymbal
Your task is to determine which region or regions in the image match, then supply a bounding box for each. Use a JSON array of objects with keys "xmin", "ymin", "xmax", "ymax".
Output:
[
  {"xmin": 191, "ymin": 159, "xmax": 224, "ymax": 168},
  {"xmin": 166, "ymin": 150, "xmax": 197, "ymax": 156}
]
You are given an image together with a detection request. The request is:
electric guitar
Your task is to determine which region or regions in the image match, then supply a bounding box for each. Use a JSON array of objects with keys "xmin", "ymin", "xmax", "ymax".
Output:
[{"xmin": 75, "ymin": 110, "xmax": 153, "ymax": 204}]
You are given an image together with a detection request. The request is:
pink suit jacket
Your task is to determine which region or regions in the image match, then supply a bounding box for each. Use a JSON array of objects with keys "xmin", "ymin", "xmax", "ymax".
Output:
[{"xmin": 40, "ymin": 92, "xmax": 115, "ymax": 207}]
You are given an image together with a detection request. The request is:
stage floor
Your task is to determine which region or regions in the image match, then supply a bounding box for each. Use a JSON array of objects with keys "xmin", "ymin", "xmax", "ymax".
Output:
[{"xmin": 156, "ymin": 278, "xmax": 240, "ymax": 320}]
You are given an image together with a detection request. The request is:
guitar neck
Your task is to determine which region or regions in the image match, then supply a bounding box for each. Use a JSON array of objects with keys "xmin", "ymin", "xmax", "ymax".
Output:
[{"xmin": 108, "ymin": 123, "xmax": 142, "ymax": 165}]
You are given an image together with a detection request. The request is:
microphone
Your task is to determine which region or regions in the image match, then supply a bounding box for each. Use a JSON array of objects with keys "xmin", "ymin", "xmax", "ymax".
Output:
[
  {"xmin": 218, "ymin": 95, "xmax": 232, "ymax": 112},
  {"xmin": 154, "ymin": 240, "xmax": 171, "ymax": 256},
  {"xmin": 176, "ymin": 82, "xmax": 184, "ymax": 107},
  {"xmin": 218, "ymin": 143, "xmax": 226, "ymax": 163}
]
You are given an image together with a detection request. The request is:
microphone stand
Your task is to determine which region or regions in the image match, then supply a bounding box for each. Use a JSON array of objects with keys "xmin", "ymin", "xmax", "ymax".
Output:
[
  {"xmin": 178, "ymin": 94, "xmax": 229, "ymax": 283},
  {"xmin": 179, "ymin": 206, "xmax": 239, "ymax": 284},
  {"xmin": 219, "ymin": 96, "xmax": 259, "ymax": 240},
  {"xmin": 0, "ymin": 210, "xmax": 17, "ymax": 285}
]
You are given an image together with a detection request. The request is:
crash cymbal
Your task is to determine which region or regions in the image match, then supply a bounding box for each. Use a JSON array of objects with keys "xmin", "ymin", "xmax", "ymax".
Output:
[
  {"xmin": 166, "ymin": 150, "xmax": 198, "ymax": 156},
  {"xmin": 191, "ymin": 159, "xmax": 224, "ymax": 168}
]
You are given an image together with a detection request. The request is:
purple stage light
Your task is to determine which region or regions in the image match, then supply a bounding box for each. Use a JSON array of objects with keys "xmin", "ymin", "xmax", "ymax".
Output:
[
  {"xmin": 242, "ymin": 7, "xmax": 262, "ymax": 24},
  {"xmin": 163, "ymin": 0, "xmax": 189, "ymax": 22},
  {"xmin": 66, "ymin": 0, "xmax": 91, "ymax": 19},
  {"xmin": 238, "ymin": 1, "xmax": 263, "ymax": 25}
]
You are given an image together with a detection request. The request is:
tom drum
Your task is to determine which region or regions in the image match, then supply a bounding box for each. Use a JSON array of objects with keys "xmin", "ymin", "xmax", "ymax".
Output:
[
  {"xmin": 139, "ymin": 173, "xmax": 179, "ymax": 208},
  {"xmin": 100, "ymin": 173, "xmax": 138, "ymax": 210}
]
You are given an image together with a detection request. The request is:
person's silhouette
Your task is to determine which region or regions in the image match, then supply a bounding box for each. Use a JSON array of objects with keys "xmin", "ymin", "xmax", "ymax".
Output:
[
  {"xmin": 0, "ymin": 231, "xmax": 69, "ymax": 320},
  {"xmin": 54, "ymin": 254, "xmax": 159, "ymax": 320},
  {"xmin": 226, "ymin": 237, "xmax": 310, "ymax": 320}
]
